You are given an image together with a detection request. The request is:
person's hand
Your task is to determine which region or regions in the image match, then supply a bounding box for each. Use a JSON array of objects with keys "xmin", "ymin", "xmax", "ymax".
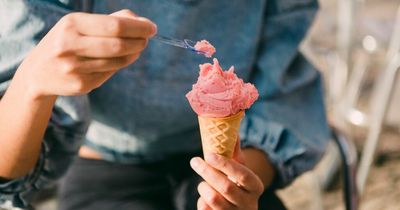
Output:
[
  {"xmin": 190, "ymin": 141, "xmax": 265, "ymax": 210},
  {"xmin": 16, "ymin": 9, "xmax": 156, "ymax": 99}
]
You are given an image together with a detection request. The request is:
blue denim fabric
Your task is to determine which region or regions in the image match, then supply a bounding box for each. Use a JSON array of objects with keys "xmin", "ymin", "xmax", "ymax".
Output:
[{"xmin": 0, "ymin": 0, "xmax": 330, "ymax": 208}]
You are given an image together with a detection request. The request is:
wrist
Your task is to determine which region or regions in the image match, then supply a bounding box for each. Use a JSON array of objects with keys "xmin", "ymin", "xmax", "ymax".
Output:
[
  {"xmin": 12, "ymin": 66, "xmax": 57, "ymax": 103},
  {"xmin": 0, "ymin": 66, "xmax": 57, "ymax": 179},
  {"xmin": 242, "ymin": 147, "xmax": 275, "ymax": 189}
]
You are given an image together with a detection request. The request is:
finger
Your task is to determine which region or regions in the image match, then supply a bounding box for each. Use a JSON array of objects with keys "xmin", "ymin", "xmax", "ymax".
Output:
[
  {"xmin": 86, "ymin": 71, "xmax": 116, "ymax": 89},
  {"xmin": 191, "ymin": 157, "xmax": 244, "ymax": 205},
  {"xmin": 197, "ymin": 197, "xmax": 212, "ymax": 210},
  {"xmin": 65, "ymin": 12, "xmax": 157, "ymax": 38},
  {"xmin": 72, "ymin": 53, "xmax": 140, "ymax": 74},
  {"xmin": 205, "ymin": 153, "xmax": 264, "ymax": 194},
  {"xmin": 83, "ymin": 70, "xmax": 117, "ymax": 93},
  {"xmin": 197, "ymin": 181, "xmax": 234, "ymax": 210},
  {"xmin": 65, "ymin": 71, "xmax": 116, "ymax": 95},
  {"xmin": 75, "ymin": 36, "xmax": 147, "ymax": 57}
]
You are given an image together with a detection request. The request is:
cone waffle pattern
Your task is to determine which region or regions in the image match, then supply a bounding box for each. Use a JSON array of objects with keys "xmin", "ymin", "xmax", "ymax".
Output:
[{"xmin": 198, "ymin": 111, "xmax": 244, "ymax": 158}]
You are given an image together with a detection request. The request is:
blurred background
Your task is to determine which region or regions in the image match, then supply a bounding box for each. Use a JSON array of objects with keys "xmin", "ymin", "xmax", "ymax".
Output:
[
  {"xmin": 30, "ymin": 0, "xmax": 400, "ymax": 209},
  {"xmin": 278, "ymin": 0, "xmax": 400, "ymax": 209}
]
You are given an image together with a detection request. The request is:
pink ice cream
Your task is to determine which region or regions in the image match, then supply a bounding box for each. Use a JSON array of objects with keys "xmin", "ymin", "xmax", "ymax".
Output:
[
  {"xmin": 194, "ymin": 40, "xmax": 216, "ymax": 58},
  {"xmin": 186, "ymin": 58, "xmax": 259, "ymax": 118}
]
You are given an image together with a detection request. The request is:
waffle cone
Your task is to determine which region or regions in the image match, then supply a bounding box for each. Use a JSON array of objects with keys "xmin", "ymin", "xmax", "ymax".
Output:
[{"xmin": 198, "ymin": 111, "xmax": 244, "ymax": 158}]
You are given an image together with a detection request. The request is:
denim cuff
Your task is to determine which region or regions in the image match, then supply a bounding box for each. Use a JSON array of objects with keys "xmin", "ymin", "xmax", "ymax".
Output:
[
  {"xmin": 0, "ymin": 142, "xmax": 46, "ymax": 208},
  {"xmin": 240, "ymin": 114, "xmax": 325, "ymax": 188}
]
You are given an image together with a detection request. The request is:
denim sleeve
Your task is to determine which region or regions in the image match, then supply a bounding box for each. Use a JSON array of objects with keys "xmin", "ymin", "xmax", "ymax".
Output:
[
  {"xmin": 0, "ymin": 1, "xmax": 90, "ymax": 208},
  {"xmin": 240, "ymin": 0, "xmax": 331, "ymax": 188}
]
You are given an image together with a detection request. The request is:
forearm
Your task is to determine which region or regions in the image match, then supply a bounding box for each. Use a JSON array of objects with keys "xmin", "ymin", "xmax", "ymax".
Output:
[
  {"xmin": 0, "ymin": 10, "xmax": 155, "ymax": 180},
  {"xmin": 242, "ymin": 147, "xmax": 275, "ymax": 189},
  {"xmin": 0, "ymin": 69, "xmax": 56, "ymax": 179}
]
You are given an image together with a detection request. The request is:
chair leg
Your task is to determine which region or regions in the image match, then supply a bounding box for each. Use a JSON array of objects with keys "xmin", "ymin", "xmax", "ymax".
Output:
[
  {"xmin": 332, "ymin": 127, "xmax": 359, "ymax": 210},
  {"xmin": 357, "ymin": 55, "xmax": 400, "ymax": 194},
  {"xmin": 357, "ymin": 3, "xmax": 400, "ymax": 195},
  {"xmin": 386, "ymin": 6, "xmax": 400, "ymax": 62},
  {"xmin": 337, "ymin": 0, "xmax": 357, "ymax": 66},
  {"xmin": 330, "ymin": 0, "xmax": 358, "ymax": 105},
  {"xmin": 315, "ymin": 141, "xmax": 342, "ymax": 190}
]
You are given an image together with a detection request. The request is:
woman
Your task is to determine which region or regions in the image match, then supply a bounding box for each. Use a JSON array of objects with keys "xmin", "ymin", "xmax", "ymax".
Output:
[{"xmin": 0, "ymin": 0, "xmax": 330, "ymax": 209}]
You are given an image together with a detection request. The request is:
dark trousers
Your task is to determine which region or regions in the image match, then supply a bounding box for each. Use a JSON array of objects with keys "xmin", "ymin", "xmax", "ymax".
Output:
[{"xmin": 59, "ymin": 154, "xmax": 287, "ymax": 210}]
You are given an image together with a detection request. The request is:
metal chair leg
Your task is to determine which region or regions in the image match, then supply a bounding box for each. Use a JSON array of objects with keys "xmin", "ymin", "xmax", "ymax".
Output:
[
  {"xmin": 330, "ymin": 0, "xmax": 358, "ymax": 105},
  {"xmin": 332, "ymin": 127, "xmax": 359, "ymax": 210},
  {"xmin": 315, "ymin": 141, "xmax": 342, "ymax": 191},
  {"xmin": 357, "ymin": 54, "xmax": 400, "ymax": 194},
  {"xmin": 386, "ymin": 6, "xmax": 400, "ymax": 62}
]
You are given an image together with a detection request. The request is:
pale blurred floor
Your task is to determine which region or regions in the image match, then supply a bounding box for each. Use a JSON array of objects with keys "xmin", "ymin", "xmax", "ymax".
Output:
[{"xmin": 278, "ymin": 130, "xmax": 400, "ymax": 210}]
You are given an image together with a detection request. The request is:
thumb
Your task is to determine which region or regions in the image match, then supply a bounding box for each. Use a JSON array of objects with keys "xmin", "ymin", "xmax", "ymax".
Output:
[{"xmin": 233, "ymin": 138, "xmax": 245, "ymax": 164}]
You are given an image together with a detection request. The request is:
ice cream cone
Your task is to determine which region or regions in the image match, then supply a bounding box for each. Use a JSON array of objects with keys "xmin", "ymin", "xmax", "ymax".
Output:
[{"xmin": 198, "ymin": 111, "xmax": 244, "ymax": 158}]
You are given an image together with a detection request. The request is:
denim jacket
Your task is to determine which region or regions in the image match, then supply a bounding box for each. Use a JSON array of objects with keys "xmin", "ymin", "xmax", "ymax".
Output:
[{"xmin": 0, "ymin": 0, "xmax": 330, "ymax": 208}]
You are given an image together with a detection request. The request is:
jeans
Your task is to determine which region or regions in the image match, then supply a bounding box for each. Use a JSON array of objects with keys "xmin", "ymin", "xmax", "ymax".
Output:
[{"xmin": 58, "ymin": 154, "xmax": 287, "ymax": 210}]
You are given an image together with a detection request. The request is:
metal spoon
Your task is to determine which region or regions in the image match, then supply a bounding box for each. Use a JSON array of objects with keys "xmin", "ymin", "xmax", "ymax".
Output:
[{"xmin": 152, "ymin": 34, "xmax": 206, "ymax": 55}]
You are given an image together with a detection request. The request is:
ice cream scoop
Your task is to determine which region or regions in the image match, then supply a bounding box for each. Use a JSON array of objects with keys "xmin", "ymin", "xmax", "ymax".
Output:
[
  {"xmin": 186, "ymin": 58, "xmax": 259, "ymax": 118},
  {"xmin": 194, "ymin": 40, "xmax": 216, "ymax": 58},
  {"xmin": 186, "ymin": 58, "xmax": 259, "ymax": 158}
]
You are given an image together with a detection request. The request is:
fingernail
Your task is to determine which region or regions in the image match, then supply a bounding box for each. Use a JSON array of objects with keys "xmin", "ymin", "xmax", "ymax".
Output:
[
  {"xmin": 150, "ymin": 23, "xmax": 158, "ymax": 36},
  {"xmin": 190, "ymin": 157, "xmax": 200, "ymax": 168}
]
